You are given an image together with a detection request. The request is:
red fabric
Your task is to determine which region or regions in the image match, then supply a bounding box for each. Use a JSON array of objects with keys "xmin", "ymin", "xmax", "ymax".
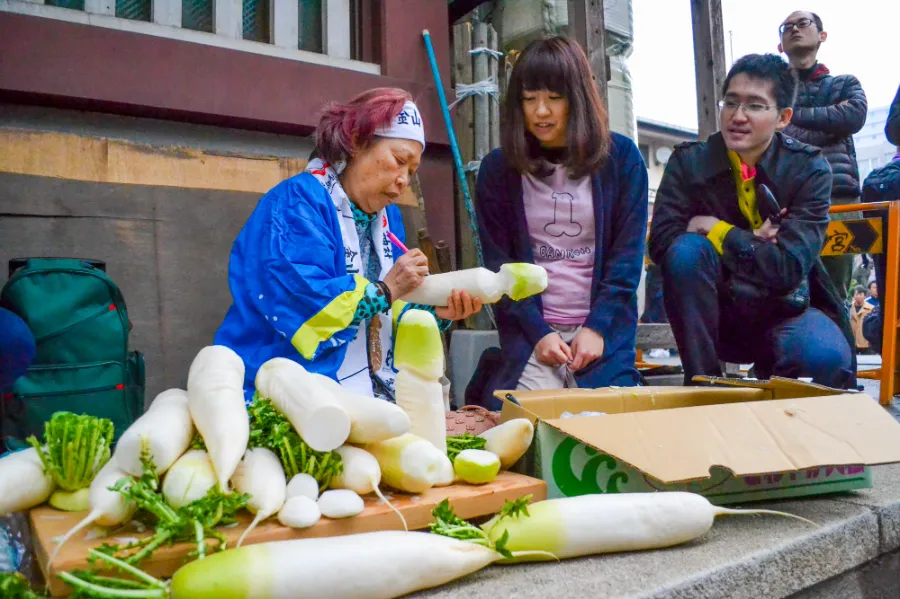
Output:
[{"xmin": 740, "ymin": 162, "xmax": 757, "ymax": 181}]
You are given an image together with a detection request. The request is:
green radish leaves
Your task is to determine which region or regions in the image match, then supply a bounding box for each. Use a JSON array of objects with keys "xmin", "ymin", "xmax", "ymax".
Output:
[
  {"xmin": 429, "ymin": 496, "xmax": 536, "ymax": 560},
  {"xmin": 499, "ymin": 495, "xmax": 532, "ymax": 521},
  {"xmin": 446, "ymin": 433, "xmax": 487, "ymax": 462},
  {"xmin": 27, "ymin": 412, "xmax": 114, "ymax": 492},
  {"xmin": 0, "ymin": 572, "xmax": 47, "ymax": 599},
  {"xmin": 247, "ymin": 398, "xmax": 343, "ymax": 491},
  {"xmin": 101, "ymin": 441, "xmax": 249, "ymax": 566}
]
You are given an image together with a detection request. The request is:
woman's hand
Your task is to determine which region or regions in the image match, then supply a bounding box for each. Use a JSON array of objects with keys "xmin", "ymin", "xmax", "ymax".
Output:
[
  {"xmin": 535, "ymin": 332, "xmax": 573, "ymax": 367},
  {"xmin": 435, "ymin": 290, "xmax": 483, "ymax": 321},
  {"xmin": 383, "ymin": 249, "xmax": 429, "ymax": 299},
  {"xmin": 570, "ymin": 327, "xmax": 604, "ymax": 371}
]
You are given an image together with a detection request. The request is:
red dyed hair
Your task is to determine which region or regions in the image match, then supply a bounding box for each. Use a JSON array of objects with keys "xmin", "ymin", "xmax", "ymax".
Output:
[{"xmin": 316, "ymin": 87, "xmax": 413, "ymax": 165}]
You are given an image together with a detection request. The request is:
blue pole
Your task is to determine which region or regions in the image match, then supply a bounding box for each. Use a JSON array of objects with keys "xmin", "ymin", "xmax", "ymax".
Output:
[{"xmin": 421, "ymin": 29, "xmax": 485, "ymax": 268}]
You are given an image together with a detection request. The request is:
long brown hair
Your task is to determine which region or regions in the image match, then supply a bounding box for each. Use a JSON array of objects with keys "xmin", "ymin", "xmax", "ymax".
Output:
[{"xmin": 502, "ymin": 36, "xmax": 610, "ymax": 178}]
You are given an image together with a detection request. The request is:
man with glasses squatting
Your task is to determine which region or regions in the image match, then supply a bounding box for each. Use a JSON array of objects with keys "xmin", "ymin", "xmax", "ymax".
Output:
[
  {"xmin": 648, "ymin": 53, "xmax": 857, "ymax": 390},
  {"xmin": 779, "ymin": 10, "xmax": 868, "ymax": 302}
]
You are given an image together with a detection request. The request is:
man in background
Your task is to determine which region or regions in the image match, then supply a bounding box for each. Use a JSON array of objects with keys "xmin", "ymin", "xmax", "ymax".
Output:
[
  {"xmin": 866, "ymin": 280, "xmax": 879, "ymax": 307},
  {"xmin": 778, "ymin": 10, "xmax": 867, "ymax": 301},
  {"xmin": 849, "ymin": 286, "xmax": 874, "ymax": 354}
]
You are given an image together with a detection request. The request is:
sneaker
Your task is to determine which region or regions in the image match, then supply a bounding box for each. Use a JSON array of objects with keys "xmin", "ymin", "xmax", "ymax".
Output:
[{"xmin": 648, "ymin": 349, "xmax": 670, "ymax": 359}]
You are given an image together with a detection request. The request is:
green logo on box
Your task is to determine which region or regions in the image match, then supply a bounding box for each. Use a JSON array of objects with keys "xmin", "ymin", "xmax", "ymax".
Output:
[{"xmin": 552, "ymin": 437, "xmax": 628, "ymax": 496}]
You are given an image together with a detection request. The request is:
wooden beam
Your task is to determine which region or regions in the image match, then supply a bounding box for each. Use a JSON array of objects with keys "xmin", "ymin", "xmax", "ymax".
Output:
[
  {"xmin": 567, "ymin": 0, "xmax": 608, "ymax": 106},
  {"xmin": 690, "ymin": 0, "xmax": 726, "ymax": 140}
]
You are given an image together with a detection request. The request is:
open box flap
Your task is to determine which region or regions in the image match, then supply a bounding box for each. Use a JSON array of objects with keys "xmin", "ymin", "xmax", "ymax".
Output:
[
  {"xmin": 540, "ymin": 393, "xmax": 900, "ymax": 484},
  {"xmin": 497, "ymin": 386, "xmax": 770, "ymax": 422}
]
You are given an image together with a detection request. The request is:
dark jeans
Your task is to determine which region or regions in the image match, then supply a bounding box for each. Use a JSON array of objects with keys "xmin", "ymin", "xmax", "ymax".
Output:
[
  {"xmin": 661, "ymin": 234, "xmax": 853, "ymax": 388},
  {"xmin": 0, "ymin": 307, "xmax": 35, "ymax": 393}
]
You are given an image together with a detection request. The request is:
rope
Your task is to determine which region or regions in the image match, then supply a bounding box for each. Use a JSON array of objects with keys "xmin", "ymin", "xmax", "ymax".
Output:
[
  {"xmin": 541, "ymin": 0, "xmax": 557, "ymax": 36},
  {"xmin": 448, "ymin": 76, "xmax": 499, "ymax": 110},
  {"xmin": 469, "ymin": 47, "xmax": 504, "ymax": 60}
]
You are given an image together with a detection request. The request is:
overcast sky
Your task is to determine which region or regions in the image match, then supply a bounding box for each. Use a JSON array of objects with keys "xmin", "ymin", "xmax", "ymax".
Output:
[{"xmin": 629, "ymin": 0, "xmax": 900, "ymax": 130}]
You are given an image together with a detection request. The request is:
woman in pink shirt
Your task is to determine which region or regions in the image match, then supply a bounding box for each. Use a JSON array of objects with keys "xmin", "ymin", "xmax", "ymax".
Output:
[{"xmin": 473, "ymin": 36, "xmax": 648, "ymax": 400}]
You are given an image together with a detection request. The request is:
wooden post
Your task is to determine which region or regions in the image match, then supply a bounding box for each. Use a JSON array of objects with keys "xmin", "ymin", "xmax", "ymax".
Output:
[
  {"xmin": 452, "ymin": 22, "xmax": 477, "ymax": 273},
  {"xmin": 690, "ymin": 0, "xmax": 726, "ymax": 140},
  {"xmin": 488, "ymin": 25, "xmax": 500, "ymax": 151},
  {"xmin": 472, "ymin": 21, "xmax": 490, "ymax": 164},
  {"xmin": 567, "ymin": 0, "xmax": 608, "ymax": 106}
]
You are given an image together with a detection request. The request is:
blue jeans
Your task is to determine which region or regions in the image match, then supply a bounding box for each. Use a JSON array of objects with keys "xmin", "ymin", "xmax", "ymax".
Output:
[
  {"xmin": 661, "ymin": 234, "xmax": 853, "ymax": 388},
  {"xmin": 0, "ymin": 307, "xmax": 35, "ymax": 394}
]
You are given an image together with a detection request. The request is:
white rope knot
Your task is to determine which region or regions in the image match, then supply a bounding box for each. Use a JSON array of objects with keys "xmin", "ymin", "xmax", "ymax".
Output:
[
  {"xmin": 449, "ymin": 76, "xmax": 500, "ymax": 110},
  {"xmin": 469, "ymin": 47, "xmax": 504, "ymax": 60}
]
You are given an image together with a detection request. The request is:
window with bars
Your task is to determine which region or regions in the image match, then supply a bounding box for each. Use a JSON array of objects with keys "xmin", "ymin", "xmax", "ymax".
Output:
[
  {"xmin": 183, "ymin": 0, "xmax": 213, "ymax": 32},
  {"xmin": 243, "ymin": 0, "xmax": 271, "ymax": 42},
  {"xmin": 116, "ymin": 0, "xmax": 150, "ymax": 21},
  {"xmin": 299, "ymin": 0, "xmax": 323, "ymax": 53},
  {"xmin": 45, "ymin": 0, "xmax": 85, "ymax": 10}
]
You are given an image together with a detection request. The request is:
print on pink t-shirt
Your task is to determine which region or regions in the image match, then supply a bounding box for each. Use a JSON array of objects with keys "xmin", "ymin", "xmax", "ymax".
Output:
[{"xmin": 522, "ymin": 165, "xmax": 596, "ymax": 326}]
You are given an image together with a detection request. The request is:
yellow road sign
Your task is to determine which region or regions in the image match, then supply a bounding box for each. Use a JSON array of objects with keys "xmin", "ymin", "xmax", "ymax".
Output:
[{"xmin": 821, "ymin": 218, "xmax": 883, "ymax": 256}]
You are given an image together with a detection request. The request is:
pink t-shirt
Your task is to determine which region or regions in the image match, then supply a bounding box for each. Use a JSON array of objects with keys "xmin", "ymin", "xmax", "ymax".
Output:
[{"xmin": 522, "ymin": 165, "xmax": 596, "ymax": 326}]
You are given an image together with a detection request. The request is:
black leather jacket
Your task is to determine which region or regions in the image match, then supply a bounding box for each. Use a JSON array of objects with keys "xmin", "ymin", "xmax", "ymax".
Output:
[
  {"xmin": 649, "ymin": 132, "xmax": 856, "ymax": 384},
  {"xmin": 783, "ymin": 63, "xmax": 867, "ymax": 200}
]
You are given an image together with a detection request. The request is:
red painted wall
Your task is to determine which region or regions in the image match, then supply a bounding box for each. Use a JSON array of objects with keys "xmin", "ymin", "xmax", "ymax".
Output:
[{"xmin": 0, "ymin": 0, "xmax": 457, "ymax": 257}]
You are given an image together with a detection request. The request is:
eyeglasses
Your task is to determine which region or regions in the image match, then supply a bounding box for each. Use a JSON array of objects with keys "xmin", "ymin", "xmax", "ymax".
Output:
[
  {"xmin": 718, "ymin": 100, "xmax": 775, "ymax": 115},
  {"xmin": 779, "ymin": 18, "xmax": 813, "ymax": 35}
]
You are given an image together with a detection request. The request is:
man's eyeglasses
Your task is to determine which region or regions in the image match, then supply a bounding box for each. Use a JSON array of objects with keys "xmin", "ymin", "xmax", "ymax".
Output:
[
  {"xmin": 717, "ymin": 100, "xmax": 775, "ymax": 115},
  {"xmin": 779, "ymin": 18, "xmax": 813, "ymax": 35}
]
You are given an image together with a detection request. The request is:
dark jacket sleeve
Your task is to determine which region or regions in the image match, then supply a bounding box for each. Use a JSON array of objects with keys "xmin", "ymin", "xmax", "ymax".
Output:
[
  {"xmin": 887, "ymin": 84, "xmax": 900, "ymax": 146},
  {"xmin": 583, "ymin": 139, "xmax": 648, "ymax": 339},
  {"xmin": 790, "ymin": 75, "xmax": 868, "ymax": 138},
  {"xmin": 648, "ymin": 149, "xmax": 693, "ymax": 265},
  {"xmin": 783, "ymin": 124, "xmax": 837, "ymax": 148},
  {"xmin": 719, "ymin": 158, "xmax": 833, "ymax": 293},
  {"xmin": 475, "ymin": 150, "xmax": 554, "ymax": 346}
]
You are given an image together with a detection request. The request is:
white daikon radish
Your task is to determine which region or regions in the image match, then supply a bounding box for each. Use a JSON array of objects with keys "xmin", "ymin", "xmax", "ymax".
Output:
[
  {"xmin": 484, "ymin": 492, "xmax": 818, "ymax": 562},
  {"xmin": 232, "ymin": 448, "xmax": 287, "ymax": 547},
  {"xmin": 47, "ymin": 459, "xmax": 136, "ymax": 569},
  {"xmin": 0, "ymin": 447, "xmax": 55, "ymax": 515},
  {"xmin": 162, "ymin": 450, "xmax": 218, "ymax": 509},
  {"xmin": 286, "ymin": 473, "xmax": 320, "ymax": 501},
  {"xmin": 167, "ymin": 531, "xmax": 508, "ymax": 599},
  {"xmin": 114, "ymin": 389, "xmax": 194, "ymax": 477},
  {"xmin": 393, "ymin": 310, "xmax": 447, "ymax": 454},
  {"xmin": 366, "ymin": 433, "xmax": 445, "ymax": 494},
  {"xmin": 434, "ymin": 454, "xmax": 456, "ymax": 487},
  {"xmin": 318, "ymin": 490, "xmax": 364, "ymax": 518},
  {"xmin": 479, "ymin": 419, "xmax": 534, "ymax": 469},
  {"xmin": 454, "ymin": 450, "xmax": 500, "ymax": 485},
  {"xmin": 313, "ymin": 373, "xmax": 411, "ymax": 444},
  {"xmin": 278, "ymin": 496, "xmax": 321, "ymax": 529},
  {"xmin": 254, "ymin": 358, "xmax": 351, "ymax": 452},
  {"xmin": 400, "ymin": 263, "xmax": 548, "ymax": 306},
  {"xmin": 332, "ymin": 445, "xmax": 406, "ymax": 530},
  {"xmin": 187, "ymin": 345, "xmax": 250, "ymax": 491}
]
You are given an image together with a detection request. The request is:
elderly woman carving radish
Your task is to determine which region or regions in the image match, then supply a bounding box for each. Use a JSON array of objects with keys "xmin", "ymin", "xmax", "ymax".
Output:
[{"xmin": 215, "ymin": 88, "xmax": 482, "ymax": 402}]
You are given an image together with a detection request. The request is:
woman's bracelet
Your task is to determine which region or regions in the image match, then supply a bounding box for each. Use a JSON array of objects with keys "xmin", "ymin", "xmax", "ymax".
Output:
[{"xmin": 375, "ymin": 280, "xmax": 393, "ymax": 305}]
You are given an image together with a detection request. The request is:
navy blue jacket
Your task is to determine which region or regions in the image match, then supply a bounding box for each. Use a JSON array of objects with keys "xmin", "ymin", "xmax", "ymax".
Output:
[{"xmin": 474, "ymin": 133, "xmax": 648, "ymax": 405}]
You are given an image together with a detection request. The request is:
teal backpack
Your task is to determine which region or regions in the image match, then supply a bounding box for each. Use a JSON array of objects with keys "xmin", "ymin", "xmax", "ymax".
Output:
[{"xmin": 1, "ymin": 258, "xmax": 145, "ymax": 450}]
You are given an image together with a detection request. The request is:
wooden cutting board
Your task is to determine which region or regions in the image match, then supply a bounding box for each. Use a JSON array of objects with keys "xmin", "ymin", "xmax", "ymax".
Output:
[{"xmin": 31, "ymin": 472, "xmax": 546, "ymax": 596}]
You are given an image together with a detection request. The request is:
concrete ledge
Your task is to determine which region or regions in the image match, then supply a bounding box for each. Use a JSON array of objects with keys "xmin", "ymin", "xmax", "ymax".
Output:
[{"xmin": 414, "ymin": 464, "xmax": 900, "ymax": 599}]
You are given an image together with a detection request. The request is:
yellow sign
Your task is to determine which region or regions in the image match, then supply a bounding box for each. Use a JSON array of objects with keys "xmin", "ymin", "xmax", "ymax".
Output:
[{"xmin": 821, "ymin": 218, "xmax": 883, "ymax": 256}]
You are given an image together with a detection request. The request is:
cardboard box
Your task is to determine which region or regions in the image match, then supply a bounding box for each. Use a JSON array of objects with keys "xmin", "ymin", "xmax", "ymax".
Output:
[{"xmin": 498, "ymin": 378, "xmax": 900, "ymax": 505}]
